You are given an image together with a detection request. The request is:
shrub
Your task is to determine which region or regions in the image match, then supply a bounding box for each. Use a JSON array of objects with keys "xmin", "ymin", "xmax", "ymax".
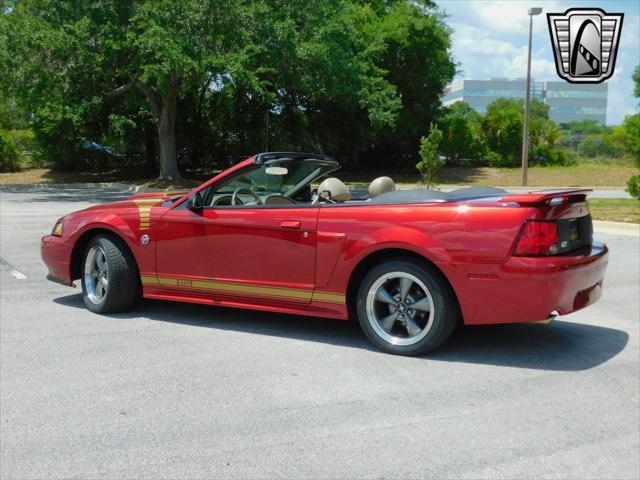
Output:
[
  {"xmin": 32, "ymin": 106, "xmax": 82, "ymax": 171},
  {"xmin": 0, "ymin": 131, "xmax": 21, "ymax": 172},
  {"xmin": 5, "ymin": 129, "xmax": 43, "ymax": 167},
  {"xmin": 416, "ymin": 124, "xmax": 443, "ymax": 188},
  {"xmin": 627, "ymin": 175, "xmax": 640, "ymax": 200},
  {"xmin": 485, "ymin": 150, "xmax": 516, "ymax": 168},
  {"xmin": 7, "ymin": 129, "xmax": 38, "ymax": 153},
  {"xmin": 531, "ymin": 145, "xmax": 577, "ymax": 166}
]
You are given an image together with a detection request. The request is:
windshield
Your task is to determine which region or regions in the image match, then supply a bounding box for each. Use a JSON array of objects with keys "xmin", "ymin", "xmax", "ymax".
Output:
[{"xmin": 205, "ymin": 157, "xmax": 339, "ymax": 206}]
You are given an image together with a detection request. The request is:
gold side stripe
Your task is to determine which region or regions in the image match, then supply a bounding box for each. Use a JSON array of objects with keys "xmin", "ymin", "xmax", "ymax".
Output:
[
  {"xmin": 141, "ymin": 275, "xmax": 160, "ymax": 285},
  {"xmin": 133, "ymin": 198, "xmax": 164, "ymax": 205},
  {"xmin": 140, "ymin": 275, "xmax": 344, "ymax": 304},
  {"xmin": 312, "ymin": 292, "xmax": 346, "ymax": 304},
  {"xmin": 133, "ymin": 199, "xmax": 160, "ymax": 230},
  {"xmin": 157, "ymin": 276, "xmax": 313, "ymax": 300}
]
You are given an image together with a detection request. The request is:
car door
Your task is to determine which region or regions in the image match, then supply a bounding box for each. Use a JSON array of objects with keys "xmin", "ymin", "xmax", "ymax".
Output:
[{"xmin": 154, "ymin": 203, "xmax": 319, "ymax": 304}]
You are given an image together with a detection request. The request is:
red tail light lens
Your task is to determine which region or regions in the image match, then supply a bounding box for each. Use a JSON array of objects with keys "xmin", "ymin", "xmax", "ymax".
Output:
[{"xmin": 514, "ymin": 221, "xmax": 558, "ymax": 256}]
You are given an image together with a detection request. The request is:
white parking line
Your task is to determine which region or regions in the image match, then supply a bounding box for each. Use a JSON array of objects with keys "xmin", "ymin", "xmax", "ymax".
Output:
[
  {"xmin": 0, "ymin": 257, "xmax": 28, "ymax": 280},
  {"xmin": 9, "ymin": 269, "xmax": 28, "ymax": 280}
]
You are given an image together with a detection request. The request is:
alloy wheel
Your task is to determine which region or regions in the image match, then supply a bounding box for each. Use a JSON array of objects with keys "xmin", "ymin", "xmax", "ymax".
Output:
[
  {"xmin": 84, "ymin": 245, "xmax": 109, "ymax": 304},
  {"xmin": 365, "ymin": 271, "xmax": 435, "ymax": 346}
]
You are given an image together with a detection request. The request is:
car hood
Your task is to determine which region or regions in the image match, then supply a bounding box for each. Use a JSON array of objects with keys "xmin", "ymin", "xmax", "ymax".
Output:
[{"xmin": 68, "ymin": 190, "xmax": 189, "ymax": 216}]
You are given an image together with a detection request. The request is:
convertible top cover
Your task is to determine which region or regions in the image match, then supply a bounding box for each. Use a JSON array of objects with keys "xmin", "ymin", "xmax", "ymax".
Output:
[{"xmin": 369, "ymin": 187, "xmax": 508, "ymax": 204}]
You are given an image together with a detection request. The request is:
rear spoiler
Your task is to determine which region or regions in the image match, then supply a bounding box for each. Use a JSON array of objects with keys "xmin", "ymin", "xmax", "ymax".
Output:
[{"xmin": 499, "ymin": 189, "xmax": 592, "ymax": 205}]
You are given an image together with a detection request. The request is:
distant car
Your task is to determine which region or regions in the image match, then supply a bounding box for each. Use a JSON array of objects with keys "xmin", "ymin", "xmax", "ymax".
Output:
[
  {"xmin": 41, "ymin": 152, "xmax": 608, "ymax": 355},
  {"xmin": 79, "ymin": 139, "xmax": 123, "ymax": 158}
]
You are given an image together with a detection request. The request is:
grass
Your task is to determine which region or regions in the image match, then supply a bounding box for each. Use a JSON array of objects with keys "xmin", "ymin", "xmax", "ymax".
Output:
[
  {"xmin": 0, "ymin": 166, "xmax": 214, "ymax": 189},
  {"xmin": 588, "ymin": 199, "xmax": 639, "ymax": 224},
  {"xmin": 2, "ymin": 163, "xmax": 638, "ymax": 223},
  {"xmin": 2, "ymin": 162, "xmax": 637, "ymax": 189},
  {"xmin": 343, "ymin": 163, "xmax": 637, "ymax": 188}
]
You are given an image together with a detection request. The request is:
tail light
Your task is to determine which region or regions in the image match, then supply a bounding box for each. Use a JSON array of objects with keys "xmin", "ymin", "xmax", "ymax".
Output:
[{"xmin": 514, "ymin": 221, "xmax": 558, "ymax": 256}]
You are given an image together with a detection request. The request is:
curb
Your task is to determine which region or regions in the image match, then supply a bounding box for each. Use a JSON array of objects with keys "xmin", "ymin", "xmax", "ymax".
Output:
[
  {"xmin": 0, "ymin": 182, "xmax": 166, "ymax": 192},
  {"xmin": 593, "ymin": 220, "xmax": 640, "ymax": 237},
  {"xmin": 0, "ymin": 182, "xmax": 631, "ymax": 193}
]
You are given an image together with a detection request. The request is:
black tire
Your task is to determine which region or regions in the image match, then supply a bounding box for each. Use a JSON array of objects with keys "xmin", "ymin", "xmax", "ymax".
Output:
[
  {"xmin": 356, "ymin": 258, "xmax": 458, "ymax": 356},
  {"xmin": 81, "ymin": 234, "xmax": 140, "ymax": 313}
]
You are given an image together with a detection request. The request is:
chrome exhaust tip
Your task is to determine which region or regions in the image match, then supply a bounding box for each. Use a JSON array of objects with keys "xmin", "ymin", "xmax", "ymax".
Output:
[{"xmin": 531, "ymin": 311, "xmax": 559, "ymax": 325}]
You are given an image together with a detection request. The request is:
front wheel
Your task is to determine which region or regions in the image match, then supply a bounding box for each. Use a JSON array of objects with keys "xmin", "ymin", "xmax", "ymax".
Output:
[
  {"xmin": 81, "ymin": 235, "xmax": 140, "ymax": 313},
  {"xmin": 356, "ymin": 259, "xmax": 458, "ymax": 356}
]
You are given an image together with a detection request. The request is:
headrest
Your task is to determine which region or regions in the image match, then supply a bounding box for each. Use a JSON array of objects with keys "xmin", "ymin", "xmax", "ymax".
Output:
[
  {"xmin": 369, "ymin": 176, "xmax": 395, "ymax": 198},
  {"xmin": 316, "ymin": 177, "xmax": 351, "ymax": 202}
]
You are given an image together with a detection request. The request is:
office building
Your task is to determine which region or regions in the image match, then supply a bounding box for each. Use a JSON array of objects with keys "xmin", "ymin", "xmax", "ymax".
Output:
[{"xmin": 442, "ymin": 78, "xmax": 607, "ymax": 124}]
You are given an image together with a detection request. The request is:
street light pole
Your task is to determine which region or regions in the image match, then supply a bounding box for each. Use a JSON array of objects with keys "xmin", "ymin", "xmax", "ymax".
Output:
[{"xmin": 522, "ymin": 7, "xmax": 542, "ymax": 187}]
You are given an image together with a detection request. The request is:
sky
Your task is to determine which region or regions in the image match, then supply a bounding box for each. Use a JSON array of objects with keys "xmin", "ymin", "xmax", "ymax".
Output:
[{"xmin": 437, "ymin": 0, "xmax": 640, "ymax": 125}]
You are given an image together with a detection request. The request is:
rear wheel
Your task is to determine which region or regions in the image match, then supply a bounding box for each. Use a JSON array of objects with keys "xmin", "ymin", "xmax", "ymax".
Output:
[
  {"xmin": 81, "ymin": 235, "xmax": 140, "ymax": 313},
  {"xmin": 356, "ymin": 259, "xmax": 458, "ymax": 355}
]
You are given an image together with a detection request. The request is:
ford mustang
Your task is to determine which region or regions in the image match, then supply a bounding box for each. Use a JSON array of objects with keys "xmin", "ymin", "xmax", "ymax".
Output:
[{"xmin": 41, "ymin": 152, "xmax": 608, "ymax": 355}]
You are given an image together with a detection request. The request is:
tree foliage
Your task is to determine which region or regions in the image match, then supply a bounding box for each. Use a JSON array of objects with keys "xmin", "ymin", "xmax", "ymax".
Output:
[
  {"xmin": 437, "ymin": 102, "xmax": 485, "ymax": 164},
  {"xmin": 482, "ymin": 98, "xmax": 524, "ymax": 167},
  {"xmin": 1, "ymin": 0, "xmax": 455, "ymax": 176},
  {"xmin": 416, "ymin": 123, "xmax": 443, "ymax": 187},
  {"xmin": 0, "ymin": 130, "xmax": 20, "ymax": 172},
  {"xmin": 480, "ymin": 98, "xmax": 574, "ymax": 167}
]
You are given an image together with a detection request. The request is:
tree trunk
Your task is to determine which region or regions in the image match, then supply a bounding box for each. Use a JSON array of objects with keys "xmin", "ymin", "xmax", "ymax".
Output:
[
  {"xmin": 157, "ymin": 91, "xmax": 180, "ymax": 179},
  {"xmin": 106, "ymin": 79, "xmax": 181, "ymax": 179},
  {"xmin": 144, "ymin": 123, "xmax": 157, "ymax": 172}
]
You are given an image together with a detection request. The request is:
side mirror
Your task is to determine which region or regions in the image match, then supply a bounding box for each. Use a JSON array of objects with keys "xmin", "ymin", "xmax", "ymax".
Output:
[{"xmin": 187, "ymin": 192, "xmax": 203, "ymax": 211}]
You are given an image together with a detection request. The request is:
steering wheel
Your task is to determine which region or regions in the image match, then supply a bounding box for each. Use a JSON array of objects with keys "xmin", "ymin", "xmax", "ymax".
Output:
[{"xmin": 231, "ymin": 187, "xmax": 263, "ymax": 206}]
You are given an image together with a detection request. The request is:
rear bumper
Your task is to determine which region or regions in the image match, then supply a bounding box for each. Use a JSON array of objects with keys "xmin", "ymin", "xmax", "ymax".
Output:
[
  {"xmin": 444, "ymin": 242, "xmax": 609, "ymax": 325},
  {"xmin": 41, "ymin": 235, "xmax": 73, "ymax": 286}
]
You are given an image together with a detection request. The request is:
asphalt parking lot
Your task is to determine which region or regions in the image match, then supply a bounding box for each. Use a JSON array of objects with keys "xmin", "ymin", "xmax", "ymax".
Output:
[{"xmin": 1, "ymin": 186, "xmax": 639, "ymax": 479}]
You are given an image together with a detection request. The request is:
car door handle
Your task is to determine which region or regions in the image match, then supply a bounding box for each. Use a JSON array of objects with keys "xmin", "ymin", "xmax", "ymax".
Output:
[{"xmin": 280, "ymin": 220, "xmax": 301, "ymax": 229}]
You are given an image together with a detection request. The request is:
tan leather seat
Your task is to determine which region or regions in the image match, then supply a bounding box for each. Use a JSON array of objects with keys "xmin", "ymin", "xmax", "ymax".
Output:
[
  {"xmin": 313, "ymin": 177, "xmax": 351, "ymax": 204},
  {"xmin": 369, "ymin": 176, "xmax": 395, "ymax": 198}
]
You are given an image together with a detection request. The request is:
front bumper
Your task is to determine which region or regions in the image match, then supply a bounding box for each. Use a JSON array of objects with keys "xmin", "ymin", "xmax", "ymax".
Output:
[
  {"xmin": 41, "ymin": 235, "xmax": 74, "ymax": 286},
  {"xmin": 444, "ymin": 242, "xmax": 609, "ymax": 325}
]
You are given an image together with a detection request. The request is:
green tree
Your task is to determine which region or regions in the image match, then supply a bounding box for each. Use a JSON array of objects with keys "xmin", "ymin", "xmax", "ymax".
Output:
[
  {"xmin": 437, "ymin": 102, "xmax": 485, "ymax": 164},
  {"xmin": 483, "ymin": 98, "xmax": 567, "ymax": 167},
  {"xmin": 5, "ymin": 1, "xmax": 250, "ymax": 178},
  {"xmin": 355, "ymin": 0, "xmax": 455, "ymax": 159},
  {"xmin": 242, "ymin": 0, "xmax": 402, "ymax": 159},
  {"xmin": 626, "ymin": 65, "xmax": 640, "ymax": 199},
  {"xmin": 562, "ymin": 119, "xmax": 609, "ymax": 135},
  {"xmin": 622, "ymin": 114, "xmax": 640, "ymax": 162},
  {"xmin": 2, "ymin": 0, "xmax": 455, "ymax": 175},
  {"xmin": 0, "ymin": 130, "xmax": 20, "ymax": 172},
  {"xmin": 483, "ymin": 98, "xmax": 523, "ymax": 167},
  {"xmin": 416, "ymin": 123, "xmax": 443, "ymax": 188}
]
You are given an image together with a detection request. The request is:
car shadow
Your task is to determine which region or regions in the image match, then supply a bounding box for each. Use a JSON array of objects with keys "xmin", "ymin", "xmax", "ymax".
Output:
[{"xmin": 54, "ymin": 293, "xmax": 629, "ymax": 372}]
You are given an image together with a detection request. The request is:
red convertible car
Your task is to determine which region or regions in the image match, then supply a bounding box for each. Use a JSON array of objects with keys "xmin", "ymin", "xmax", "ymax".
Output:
[{"xmin": 42, "ymin": 152, "xmax": 608, "ymax": 355}]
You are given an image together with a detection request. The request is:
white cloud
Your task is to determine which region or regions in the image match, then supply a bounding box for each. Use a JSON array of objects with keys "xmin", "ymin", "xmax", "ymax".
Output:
[
  {"xmin": 604, "ymin": 14, "xmax": 640, "ymax": 124},
  {"xmin": 440, "ymin": 0, "xmax": 563, "ymax": 37},
  {"xmin": 438, "ymin": 1, "xmax": 639, "ymax": 125}
]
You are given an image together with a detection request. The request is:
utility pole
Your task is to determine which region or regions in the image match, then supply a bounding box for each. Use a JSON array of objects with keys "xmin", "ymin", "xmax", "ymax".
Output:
[{"xmin": 522, "ymin": 7, "xmax": 542, "ymax": 187}]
